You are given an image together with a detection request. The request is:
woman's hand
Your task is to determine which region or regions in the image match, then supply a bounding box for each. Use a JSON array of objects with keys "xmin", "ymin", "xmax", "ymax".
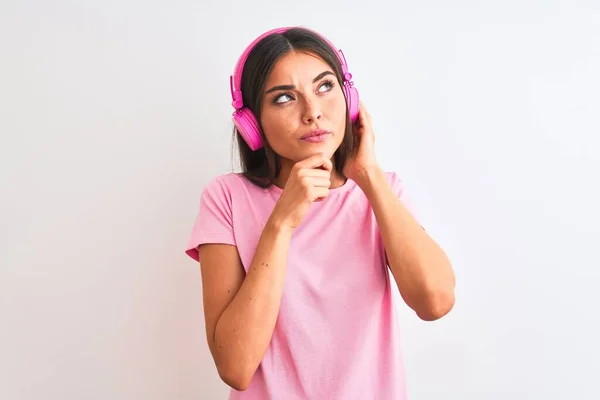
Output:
[
  {"xmin": 343, "ymin": 101, "xmax": 380, "ymax": 183},
  {"xmin": 269, "ymin": 153, "xmax": 332, "ymax": 230}
]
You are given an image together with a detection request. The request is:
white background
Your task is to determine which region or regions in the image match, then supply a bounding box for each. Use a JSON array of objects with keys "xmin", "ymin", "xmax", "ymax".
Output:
[{"xmin": 1, "ymin": 1, "xmax": 599, "ymax": 399}]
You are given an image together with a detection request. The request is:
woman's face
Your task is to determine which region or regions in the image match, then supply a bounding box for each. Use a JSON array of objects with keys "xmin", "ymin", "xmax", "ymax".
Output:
[{"xmin": 260, "ymin": 51, "xmax": 347, "ymax": 166}]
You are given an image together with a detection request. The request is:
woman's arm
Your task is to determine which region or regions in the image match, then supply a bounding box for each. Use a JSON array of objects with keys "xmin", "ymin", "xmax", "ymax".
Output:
[
  {"xmin": 199, "ymin": 154, "xmax": 333, "ymax": 391},
  {"xmin": 355, "ymin": 166, "xmax": 456, "ymax": 321},
  {"xmin": 199, "ymin": 219, "xmax": 292, "ymax": 391}
]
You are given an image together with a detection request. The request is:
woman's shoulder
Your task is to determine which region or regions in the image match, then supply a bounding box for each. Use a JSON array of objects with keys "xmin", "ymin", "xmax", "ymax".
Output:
[
  {"xmin": 201, "ymin": 172, "xmax": 269, "ymax": 200},
  {"xmin": 383, "ymin": 170, "xmax": 402, "ymax": 184},
  {"xmin": 203, "ymin": 172, "xmax": 248, "ymax": 191},
  {"xmin": 382, "ymin": 170, "xmax": 405, "ymax": 197}
]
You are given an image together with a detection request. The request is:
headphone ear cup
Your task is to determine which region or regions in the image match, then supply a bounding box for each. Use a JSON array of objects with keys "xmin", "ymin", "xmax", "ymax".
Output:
[
  {"xmin": 344, "ymin": 84, "xmax": 360, "ymax": 123},
  {"xmin": 233, "ymin": 108, "xmax": 263, "ymax": 151}
]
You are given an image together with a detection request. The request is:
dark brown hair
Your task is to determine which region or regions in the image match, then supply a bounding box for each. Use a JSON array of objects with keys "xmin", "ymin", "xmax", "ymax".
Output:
[{"xmin": 233, "ymin": 27, "xmax": 354, "ymax": 188}]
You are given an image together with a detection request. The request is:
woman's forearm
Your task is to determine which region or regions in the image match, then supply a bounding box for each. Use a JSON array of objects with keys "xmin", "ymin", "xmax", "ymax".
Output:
[
  {"xmin": 356, "ymin": 166, "xmax": 456, "ymax": 321},
  {"xmin": 213, "ymin": 217, "xmax": 292, "ymax": 388}
]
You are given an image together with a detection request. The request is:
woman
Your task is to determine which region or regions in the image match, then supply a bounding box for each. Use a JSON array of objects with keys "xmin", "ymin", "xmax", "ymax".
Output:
[{"xmin": 185, "ymin": 26, "xmax": 456, "ymax": 399}]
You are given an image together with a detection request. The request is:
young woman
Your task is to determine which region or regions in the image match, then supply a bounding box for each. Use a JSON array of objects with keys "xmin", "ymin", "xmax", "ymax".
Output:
[{"xmin": 185, "ymin": 26, "xmax": 456, "ymax": 399}]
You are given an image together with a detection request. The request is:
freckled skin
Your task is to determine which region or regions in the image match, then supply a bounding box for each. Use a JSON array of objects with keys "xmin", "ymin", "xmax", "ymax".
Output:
[{"xmin": 260, "ymin": 51, "xmax": 347, "ymax": 179}]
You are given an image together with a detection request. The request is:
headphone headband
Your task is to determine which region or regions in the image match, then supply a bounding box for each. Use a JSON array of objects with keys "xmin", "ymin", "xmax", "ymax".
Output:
[{"xmin": 229, "ymin": 26, "xmax": 352, "ymax": 110}]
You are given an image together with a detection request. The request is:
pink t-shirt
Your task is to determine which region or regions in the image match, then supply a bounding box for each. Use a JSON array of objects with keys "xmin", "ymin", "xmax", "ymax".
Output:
[{"xmin": 185, "ymin": 172, "xmax": 409, "ymax": 399}]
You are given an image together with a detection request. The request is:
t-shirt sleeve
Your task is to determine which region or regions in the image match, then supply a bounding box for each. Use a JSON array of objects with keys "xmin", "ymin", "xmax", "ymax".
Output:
[
  {"xmin": 184, "ymin": 176, "xmax": 236, "ymax": 262},
  {"xmin": 384, "ymin": 172, "xmax": 425, "ymax": 266},
  {"xmin": 385, "ymin": 171, "xmax": 423, "ymax": 228}
]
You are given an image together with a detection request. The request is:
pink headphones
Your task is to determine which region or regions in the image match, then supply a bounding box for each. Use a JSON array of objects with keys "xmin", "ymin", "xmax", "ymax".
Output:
[{"xmin": 229, "ymin": 27, "xmax": 360, "ymax": 151}]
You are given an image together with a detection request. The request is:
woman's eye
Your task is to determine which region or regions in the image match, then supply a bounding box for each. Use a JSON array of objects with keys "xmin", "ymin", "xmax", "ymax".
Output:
[
  {"xmin": 273, "ymin": 81, "xmax": 334, "ymax": 104},
  {"xmin": 318, "ymin": 81, "xmax": 334, "ymax": 93},
  {"xmin": 274, "ymin": 94, "xmax": 292, "ymax": 104}
]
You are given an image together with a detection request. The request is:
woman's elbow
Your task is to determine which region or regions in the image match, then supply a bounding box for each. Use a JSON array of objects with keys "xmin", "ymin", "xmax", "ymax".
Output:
[
  {"xmin": 217, "ymin": 362, "xmax": 254, "ymax": 392},
  {"xmin": 416, "ymin": 289, "xmax": 455, "ymax": 321}
]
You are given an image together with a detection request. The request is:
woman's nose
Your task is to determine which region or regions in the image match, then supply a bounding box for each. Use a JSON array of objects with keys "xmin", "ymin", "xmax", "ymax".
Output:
[{"xmin": 302, "ymin": 99, "xmax": 322, "ymax": 124}]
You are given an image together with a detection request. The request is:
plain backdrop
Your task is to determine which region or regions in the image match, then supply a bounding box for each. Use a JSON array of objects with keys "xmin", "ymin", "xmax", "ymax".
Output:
[{"xmin": 1, "ymin": 1, "xmax": 599, "ymax": 399}]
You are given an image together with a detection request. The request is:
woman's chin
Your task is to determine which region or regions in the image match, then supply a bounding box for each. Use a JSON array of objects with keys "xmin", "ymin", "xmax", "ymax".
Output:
[
  {"xmin": 299, "ymin": 140, "xmax": 339, "ymax": 155},
  {"xmin": 278, "ymin": 142, "xmax": 340, "ymax": 164}
]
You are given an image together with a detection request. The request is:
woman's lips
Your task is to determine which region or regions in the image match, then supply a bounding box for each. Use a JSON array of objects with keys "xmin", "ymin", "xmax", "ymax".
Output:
[{"xmin": 300, "ymin": 131, "xmax": 331, "ymax": 143}]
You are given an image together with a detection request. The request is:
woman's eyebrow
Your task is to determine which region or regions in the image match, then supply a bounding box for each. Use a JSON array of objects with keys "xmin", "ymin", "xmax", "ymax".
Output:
[{"xmin": 264, "ymin": 71, "xmax": 334, "ymax": 94}]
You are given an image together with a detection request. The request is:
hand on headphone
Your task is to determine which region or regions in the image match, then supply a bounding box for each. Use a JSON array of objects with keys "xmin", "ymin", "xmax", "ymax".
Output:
[{"xmin": 343, "ymin": 101, "xmax": 379, "ymax": 183}]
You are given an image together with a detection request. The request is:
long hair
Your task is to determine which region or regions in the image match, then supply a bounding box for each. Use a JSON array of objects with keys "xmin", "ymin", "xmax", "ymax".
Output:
[{"xmin": 233, "ymin": 27, "xmax": 354, "ymax": 188}]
